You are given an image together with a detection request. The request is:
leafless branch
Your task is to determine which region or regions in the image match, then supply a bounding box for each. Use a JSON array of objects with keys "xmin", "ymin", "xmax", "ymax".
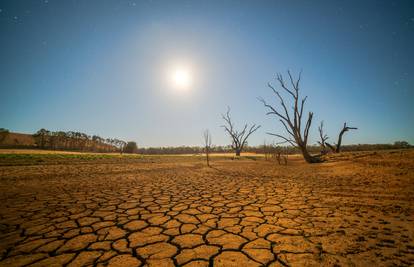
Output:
[
  {"xmin": 259, "ymin": 70, "xmax": 321, "ymax": 163},
  {"xmin": 203, "ymin": 129, "xmax": 212, "ymax": 166},
  {"xmin": 221, "ymin": 107, "xmax": 261, "ymax": 156}
]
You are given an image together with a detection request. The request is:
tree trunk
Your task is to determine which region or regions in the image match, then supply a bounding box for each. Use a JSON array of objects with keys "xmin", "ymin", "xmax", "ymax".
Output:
[
  {"xmin": 325, "ymin": 142, "xmax": 335, "ymax": 153},
  {"xmin": 206, "ymin": 147, "xmax": 210, "ymax": 167},
  {"xmin": 235, "ymin": 149, "xmax": 241, "ymax": 157},
  {"xmin": 299, "ymin": 145, "xmax": 321, "ymax": 163},
  {"xmin": 336, "ymin": 131, "xmax": 346, "ymax": 153}
]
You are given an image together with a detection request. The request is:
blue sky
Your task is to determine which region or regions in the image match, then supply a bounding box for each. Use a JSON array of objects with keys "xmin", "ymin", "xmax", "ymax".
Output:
[{"xmin": 1, "ymin": 0, "xmax": 413, "ymax": 147}]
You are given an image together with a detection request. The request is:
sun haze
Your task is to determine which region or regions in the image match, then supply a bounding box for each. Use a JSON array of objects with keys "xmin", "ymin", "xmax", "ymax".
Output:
[{"xmin": 170, "ymin": 67, "xmax": 192, "ymax": 91}]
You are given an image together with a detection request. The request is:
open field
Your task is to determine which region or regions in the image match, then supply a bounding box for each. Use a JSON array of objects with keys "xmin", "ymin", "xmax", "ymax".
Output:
[
  {"xmin": 0, "ymin": 150, "xmax": 413, "ymax": 266},
  {"xmin": 0, "ymin": 150, "xmax": 270, "ymax": 167},
  {"xmin": 0, "ymin": 149, "xmax": 265, "ymax": 157}
]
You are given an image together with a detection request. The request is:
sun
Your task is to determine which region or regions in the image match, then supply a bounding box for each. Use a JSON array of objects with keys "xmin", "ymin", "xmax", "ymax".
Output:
[{"xmin": 170, "ymin": 67, "xmax": 192, "ymax": 90}]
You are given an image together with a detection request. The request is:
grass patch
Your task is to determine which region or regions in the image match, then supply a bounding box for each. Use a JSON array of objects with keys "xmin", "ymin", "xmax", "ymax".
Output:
[{"xmin": 0, "ymin": 152, "xmax": 145, "ymax": 166}]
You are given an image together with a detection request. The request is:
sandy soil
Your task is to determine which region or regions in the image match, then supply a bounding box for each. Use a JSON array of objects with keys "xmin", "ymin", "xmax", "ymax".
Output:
[{"xmin": 0, "ymin": 150, "xmax": 413, "ymax": 266}]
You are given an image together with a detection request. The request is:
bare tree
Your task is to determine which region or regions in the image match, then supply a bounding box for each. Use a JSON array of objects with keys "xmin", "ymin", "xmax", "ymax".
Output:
[
  {"xmin": 203, "ymin": 129, "xmax": 212, "ymax": 166},
  {"xmin": 271, "ymin": 145, "xmax": 288, "ymax": 165},
  {"xmin": 263, "ymin": 140, "xmax": 269, "ymax": 161},
  {"xmin": 259, "ymin": 71, "xmax": 321, "ymax": 163},
  {"xmin": 317, "ymin": 121, "xmax": 329, "ymax": 154},
  {"xmin": 274, "ymin": 146, "xmax": 282, "ymax": 165},
  {"xmin": 326, "ymin": 122, "xmax": 357, "ymax": 153},
  {"xmin": 221, "ymin": 107, "xmax": 261, "ymax": 157},
  {"xmin": 282, "ymin": 146, "xmax": 288, "ymax": 165}
]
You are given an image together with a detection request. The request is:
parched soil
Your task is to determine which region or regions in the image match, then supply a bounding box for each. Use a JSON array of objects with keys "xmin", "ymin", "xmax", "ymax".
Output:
[{"xmin": 0, "ymin": 150, "xmax": 413, "ymax": 266}]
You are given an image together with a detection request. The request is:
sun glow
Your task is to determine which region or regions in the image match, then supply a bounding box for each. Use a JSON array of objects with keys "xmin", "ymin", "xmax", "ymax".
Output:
[{"xmin": 170, "ymin": 67, "xmax": 192, "ymax": 91}]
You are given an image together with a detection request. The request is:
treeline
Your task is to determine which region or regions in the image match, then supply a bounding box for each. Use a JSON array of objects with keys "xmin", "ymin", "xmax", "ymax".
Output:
[
  {"xmin": 1, "ymin": 127, "xmax": 411, "ymax": 155},
  {"xmin": 138, "ymin": 141, "xmax": 411, "ymax": 155},
  {"xmin": 251, "ymin": 141, "xmax": 412, "ymax": 155},
  {"xmin": 329, "ymin": 142, "xmax": 411, "ymax": 152},
  {"xmin": 0, "ymin": 127, "xmax": 139, "ymax": 153},
  {"xmin": 138, "ymin": 146, "xmax": 233, "ymax": 155},
  {"xmin": 33, "ymin": 129, "xmax": 127, "ymax": 152}
]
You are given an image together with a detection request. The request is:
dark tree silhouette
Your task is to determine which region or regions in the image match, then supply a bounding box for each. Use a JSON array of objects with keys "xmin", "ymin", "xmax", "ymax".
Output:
[
  {"xmin": 124, "ymin": 141, "xmax": 138, "ymax": 154},
  {"xmin": 259, "ymin": 71, "xmax": 321, "ymax": 163},
  {"xmin": 221, "ymin": 107, "xmax": 260, "ymax": 157},
  {"xmin": 203, "ymin": 129, "xmax": 212, "ymax": 166},
  {"xmin": 317, "ymin": 121, "xmax": 329, "ymax": 154},
  {"xmin": 326, "ymin": 122, "xmax": 357, "ymax": 153},
  {"xmin": 33, "ymin": 129, "xmax": 50, "ymax": 149},
  {"xmin": 394, "ymin": 141, "xmax": 411, "ymax": 148}
]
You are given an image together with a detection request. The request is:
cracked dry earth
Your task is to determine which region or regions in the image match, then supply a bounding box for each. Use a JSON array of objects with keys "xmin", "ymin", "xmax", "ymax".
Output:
[{"xmin": 0, "ymin": 150, "xmax": 413, "ymax": 267}]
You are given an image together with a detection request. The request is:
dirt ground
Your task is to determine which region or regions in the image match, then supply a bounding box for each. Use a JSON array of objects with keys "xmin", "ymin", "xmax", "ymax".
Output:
[{"xmin": 0, "ymin": 150, "xmax": 413, "ymax": 267}]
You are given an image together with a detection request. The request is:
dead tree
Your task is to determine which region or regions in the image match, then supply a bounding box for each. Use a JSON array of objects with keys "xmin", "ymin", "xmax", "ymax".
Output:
[
  {"xmin": 326, "ymin": 122, "xmax": 357, "ymax": 153},
  {"xmin": 317, "ymin": 121, "xmax": 329, "ymax": 154},
  {"xmin": 273, "ymin": 145, "xmax": 288, "ymax": 165},
  {"xmin": 263, "ymin": 141, "xmax": 270, "ymax": 161},
  {"xmin": 203, "ymin": 129, "xmax": 212, "ymax": 167},
  {"xmin": 259, "ymin": 71, "xmax": 321, "ymax": 163},
  {"xmin": 283, "ymin": 147, "xmax": 288, "ymax": 165},
  {"xmin": 275, "ymin": 148, "xmax": 282, "ymax": 165},
  {"xmin": 221, "ymin": 107, "xmax": 261, "ymax": 157}
]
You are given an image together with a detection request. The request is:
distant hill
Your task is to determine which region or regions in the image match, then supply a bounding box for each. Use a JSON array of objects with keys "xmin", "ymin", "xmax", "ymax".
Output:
[{"xmin": 0, "ymin": 132, "xmax": 36, "ymax": 148}]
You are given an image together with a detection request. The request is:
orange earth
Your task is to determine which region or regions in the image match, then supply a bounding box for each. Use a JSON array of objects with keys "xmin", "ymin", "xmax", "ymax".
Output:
[{"xmin": 0, "ymin": 150, "xmax": 413, "ymax": 266}]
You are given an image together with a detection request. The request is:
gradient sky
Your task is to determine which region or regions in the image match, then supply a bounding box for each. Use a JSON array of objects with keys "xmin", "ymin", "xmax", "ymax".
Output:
[{"xmin": 1, "ymin": 0, "xmax": 413, "ymax": 147}]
